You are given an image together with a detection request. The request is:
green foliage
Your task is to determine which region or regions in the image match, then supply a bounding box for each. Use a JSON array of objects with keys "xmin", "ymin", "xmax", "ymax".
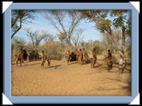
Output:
[
  {"xmin": 125, "ymin": 17, "xmax": 131, "ymax": 37},
  {"xmin": 110, "ymin": 10, "xmax": 131, "ymax": 37},
  {"xmin": 110, "ymin": 10, "xmax": 128, "ymax": 17},
  {"xmin": 96, "ymin": 19, "xmax": 111, "ymax": 33},
  {"xmin": 80, "ymin": 10, "xmax": 131, "ymax": 38},
  {"xmin": 79, "ymin": 10, "xmax": 109, "ymax": 22},
  {"xmin": 11, "ymin": 10, "xmax": 35, "ymax": 38},
  {"xmin": 112, "ymin": 15, "xmax": 126, "ymax": 28}
]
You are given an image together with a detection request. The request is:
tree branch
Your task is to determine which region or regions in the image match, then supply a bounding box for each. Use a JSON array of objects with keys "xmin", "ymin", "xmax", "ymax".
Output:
[
  {"xmin": 11, "ymin": 16, "xmax": 19, "ymax": 28},
  {"xmin": 11, "ymin": 18, "xmax": 22, "ymax": 39}
]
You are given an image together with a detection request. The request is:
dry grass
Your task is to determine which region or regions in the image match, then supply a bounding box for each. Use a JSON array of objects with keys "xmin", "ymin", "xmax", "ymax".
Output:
[{"xmin": 11, "ymin": 58, "xmax": 131, "ymax": 96}]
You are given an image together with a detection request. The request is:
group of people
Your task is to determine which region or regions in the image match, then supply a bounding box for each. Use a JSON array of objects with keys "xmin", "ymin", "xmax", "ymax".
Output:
[
  {"xmin": 15, "ymin": 48, "xmax": 112, "ymax": 71},
  {"xmin": 65, "ymin": 48, "xmax": 88, "ymax": 65},
  {"xmin": 41, "ymin": 50, "xmax": 51, "ymax": 67},
  {"xmin": 65, "ymin": 48, "xmax": 112, "ymax": 71}
]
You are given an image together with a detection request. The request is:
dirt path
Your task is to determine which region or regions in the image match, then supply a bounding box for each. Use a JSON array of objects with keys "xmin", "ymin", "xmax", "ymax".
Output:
[{"xmin": 11, "ymin": 60, "xmax": 131, "ymax": 96}]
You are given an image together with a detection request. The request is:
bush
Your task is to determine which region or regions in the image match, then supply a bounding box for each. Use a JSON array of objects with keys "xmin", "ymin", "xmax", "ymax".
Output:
[{"xmin": 42, "ymin": 41, "xmax": 66, "ymax": 60}]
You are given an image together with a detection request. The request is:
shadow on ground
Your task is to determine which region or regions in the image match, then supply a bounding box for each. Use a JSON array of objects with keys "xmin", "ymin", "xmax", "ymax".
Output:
[{"xmin": 45, "ymin": 65, "xmax": 61, "ymax": 69}]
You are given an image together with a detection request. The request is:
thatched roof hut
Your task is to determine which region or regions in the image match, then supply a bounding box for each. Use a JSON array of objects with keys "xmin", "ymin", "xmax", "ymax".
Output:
[{"xmin": 12, "ymin": 44, "xmax": 40, "ymax": 61}]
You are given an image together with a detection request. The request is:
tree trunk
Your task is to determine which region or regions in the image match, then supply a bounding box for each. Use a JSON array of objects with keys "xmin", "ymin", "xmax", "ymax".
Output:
[
  {"xmin": 118, "ymin": 48, "xmax": 124, "ymax": 74},
  {"xmin": 118, "ymin": 26, "xmax": 125, "ymax": 74},
  {"xmin": 110, "ymin": 37, "xmax": 113, "ymax": 52},
  {"xmin": 67, "ymin": 35, "xmax": 72, "ymax": 47},
  {"xmin": 121, "ymin": 25, "xmax": 126, "ymax": 73},
  {"xmin": 120, "ymin": 39, "xmax": 125, "ymax": 73}
]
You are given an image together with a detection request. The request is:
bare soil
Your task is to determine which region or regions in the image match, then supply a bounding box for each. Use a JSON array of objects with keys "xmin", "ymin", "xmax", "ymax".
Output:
[{"xmin": 11, "ymin": 59, "xmax": 131, "ymax": 96}]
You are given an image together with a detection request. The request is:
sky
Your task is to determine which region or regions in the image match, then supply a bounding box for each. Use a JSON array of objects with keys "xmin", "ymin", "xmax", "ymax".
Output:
[{"xmin": 12, "ymin": 10, "xmax": 131, "ymax": 45}]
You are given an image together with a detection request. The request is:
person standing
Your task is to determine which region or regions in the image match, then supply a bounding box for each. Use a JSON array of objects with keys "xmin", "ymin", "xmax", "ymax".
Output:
[
  {"xmin": 107, "ymin": 50, "xmax": 112, "ymax": 71},
  {"xmin": 75, "ymin": 49, "xmax": 79, "ymax": 62},
  {"xmin": 82, "ymin": 48, "xmax": 87, "ymax": 64},
  {"xmin": 65, "ymin": 50, "xmax": 70, "ymax": 65},
  {"xmin": 92, "ymin": 48, "xmax": 97, "ymax": 68},
  {"xmin": 79, "ymin": 49, "xmax": 83, "ymax": 65},
  {"xmin": 20, "ymin": 50, "xmax": 24, "ymax": 66},
  {"xmin": 41, "ymin": 50, "xmax": 45, "ymax": 67}
]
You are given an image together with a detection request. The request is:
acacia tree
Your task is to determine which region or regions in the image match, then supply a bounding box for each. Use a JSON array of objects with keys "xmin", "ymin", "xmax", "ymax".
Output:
[
  {"xmin": 57, "ymin": 32, "xmax": 67, "ymax": 43},
  {"xmin": 71, "ymin": 28, "xmax": 85, "ymax": 46},
  {"xmin": 43, "ymin": 34, "xmax": 55, "ymax": 44},
  {"xmin": 11, "ymin": 10, "xmax": 34, "ymax": 39},
  {"xmin": 43, "ymin": 10, "xmax": 82, "ymax": 46},
  {"xmin": 25, "ymin": 28, "xmax": 49, "ymax": 48},
  {"xmin": 80, "ymin": 10, "xmax": 130, "ymax": 74}
]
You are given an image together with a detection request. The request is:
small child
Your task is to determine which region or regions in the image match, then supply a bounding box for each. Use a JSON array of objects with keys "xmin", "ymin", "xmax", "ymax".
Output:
[{"xmin": 47, "ymin": 56, "xmax": 51, "ymax": 67}]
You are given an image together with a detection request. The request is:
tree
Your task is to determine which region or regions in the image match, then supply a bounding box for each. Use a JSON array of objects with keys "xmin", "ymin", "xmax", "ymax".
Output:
[
  {"xmin": 79, "ymin": 10, "xmax": 130, "ymax": 74},
  {"xmin": 79, "ymin": 40, "xmax": 85, "ymax": 47},
  {"xmin": 11, "ymin": 10, "xmax": 34, "ymax": 39},
  {"xmin": 110, "ymin": 10, "xmax": 130, "ymax": 73},
  {"xmin": 43, "ymin": 34, "xmax": 55, "ymax": 43},
  {"xmin": 43, "ymin": 10, "xmax": 82, "ymax": 46},
  {"xmin": 125, "ymin": 16, "xmax": 131, "ymax": 37},
  {"xmin": 25, "ymin": 28, "xmax": 49, "ymax": 48},
  {"xmin": 57, "ymin": 32, "xmax": 67, "ymax": 43},
  {"xmin": 71, "ymin": 28, "xmax": 85, "ymax": 46}
]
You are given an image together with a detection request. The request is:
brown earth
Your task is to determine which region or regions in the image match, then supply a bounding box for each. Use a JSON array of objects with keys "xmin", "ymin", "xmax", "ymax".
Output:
[{"xmin": 11, "ymin": 59, "xmax": 131, "ymax": 96}]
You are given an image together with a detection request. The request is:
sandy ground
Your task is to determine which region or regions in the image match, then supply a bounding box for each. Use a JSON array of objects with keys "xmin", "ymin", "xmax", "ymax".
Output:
[{"xmin": 11, "ymin": 59, "xmax": 131, "ymax": 96}]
